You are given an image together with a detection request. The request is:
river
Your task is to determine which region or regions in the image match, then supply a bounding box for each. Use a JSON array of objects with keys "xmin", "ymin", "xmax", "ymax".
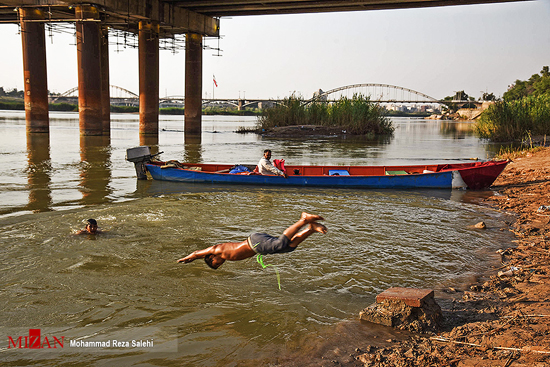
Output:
[{"xmin": 0, "ymin": 111, "xmax": 512, "ymax": 365}]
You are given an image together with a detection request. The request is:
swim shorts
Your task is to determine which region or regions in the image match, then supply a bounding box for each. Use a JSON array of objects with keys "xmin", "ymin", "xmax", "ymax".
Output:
[{"xmin": 247, "ymin": 233, "xmax": 295, "ymax": 255}]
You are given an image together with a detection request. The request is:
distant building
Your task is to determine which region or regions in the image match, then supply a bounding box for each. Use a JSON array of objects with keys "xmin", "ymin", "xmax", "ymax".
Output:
[{"xmin": 386, "ymin": 104, "xmax": 406, "ymax": 112}]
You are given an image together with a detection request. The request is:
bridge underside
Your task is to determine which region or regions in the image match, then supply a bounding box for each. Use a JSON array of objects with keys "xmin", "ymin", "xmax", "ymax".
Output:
[
  {"xmin": 173, "ymin": 0, "xmax": 530, "ymax": 17},
  {"xmin": 0, "ymin": 0, "xmax": 219, "ymax": 37},
  {"xmin": 0, "ymin": 0, "xmax": 530, "ymax": 36}
]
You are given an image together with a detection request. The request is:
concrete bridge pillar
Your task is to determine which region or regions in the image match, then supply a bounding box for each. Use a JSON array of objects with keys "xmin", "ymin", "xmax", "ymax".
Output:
[
  {"xmin": 139, "ymin": 21, "xmax": 160, "ymax": 135},
  {"xmin": 101, "ymin": 26, "xmax": 110, "ymax": 134},
  {"xmin": 19, "ymin": 7, "xmax": 49, "ymax": 133},
  {"xmin": 184, "ymin": 33, "xmax": 203, "ymax": 135},
  {"xmin": 75, "ymin": 5, "xmax": 103, "ymax": 136}
]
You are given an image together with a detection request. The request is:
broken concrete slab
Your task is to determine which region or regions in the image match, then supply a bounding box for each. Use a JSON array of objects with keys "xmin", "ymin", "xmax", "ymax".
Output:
[
  {"xmin": 375, "ymin": 287, "xmax": 434, "ymax": 308},
  {"xmin": 360, "ymin": 287, "xmax": 442, "ymax": 333}
]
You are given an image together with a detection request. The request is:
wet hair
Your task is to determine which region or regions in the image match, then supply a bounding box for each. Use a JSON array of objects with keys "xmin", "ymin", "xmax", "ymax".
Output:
[
  {"xmin": 204, "ymin": 254, "xmax": 219, "ymax": 270},
  {"xmin": 264, "ymin": 149, "xmax": 271, "ymax": 154},
  {"xmin": 87, "ymin": 219, "xmax": 97, "ymax": 226}
]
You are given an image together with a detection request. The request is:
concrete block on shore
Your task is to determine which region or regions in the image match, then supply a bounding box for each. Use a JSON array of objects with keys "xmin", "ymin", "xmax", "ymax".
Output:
[{"xmin": 359, "ymin": 287, "xmax": 442, "ymax": 333}]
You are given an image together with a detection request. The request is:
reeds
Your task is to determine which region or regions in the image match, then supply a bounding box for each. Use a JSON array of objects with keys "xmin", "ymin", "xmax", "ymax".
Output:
[
  {"xmin": 475, "ymin": 94, "xmax": 550, "ymax": 141},
  {"xmin": 496, "ymin": 144, "xmax": 545, "ymax": 160},
  {"xmin": 257, "ymin": 94, "xmax": 394, "ymax": 136}
]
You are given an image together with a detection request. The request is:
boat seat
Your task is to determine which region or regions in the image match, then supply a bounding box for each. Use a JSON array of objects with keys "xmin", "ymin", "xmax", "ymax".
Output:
[{"xmin": 385, "ymin": 170, "xmax": 408, "ymax": 175}]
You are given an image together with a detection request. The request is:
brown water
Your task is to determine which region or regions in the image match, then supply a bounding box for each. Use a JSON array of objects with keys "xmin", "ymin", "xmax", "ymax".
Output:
[{"xmin": 0, "ymin": 111, "xmax": 512, "ymax": 365}]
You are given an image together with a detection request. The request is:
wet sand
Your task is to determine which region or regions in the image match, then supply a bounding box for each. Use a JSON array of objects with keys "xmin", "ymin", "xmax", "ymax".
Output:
[{"xmin": 344, "ymin": 148, "xmax": 550, "ymax": 367}]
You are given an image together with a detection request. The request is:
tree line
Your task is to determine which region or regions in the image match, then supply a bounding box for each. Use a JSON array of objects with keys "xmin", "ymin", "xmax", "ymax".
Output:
[
  {"xmin": 503, "ymin": 66, "xmax": 550, "ymax": 101},
  {"xmin": 0, "ymin": 87, "xmax": 24, "ymax": 98},
  {"xmin": 475, "ymin": 66, "xmax": 550, "ymax": 142}
]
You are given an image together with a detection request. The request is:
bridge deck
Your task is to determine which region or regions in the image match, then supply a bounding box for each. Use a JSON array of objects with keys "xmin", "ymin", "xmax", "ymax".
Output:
[
  {"xmin": 177, "ymin": 0, "xmax": 530, "ymax": 17},
  {"xmin": 0, "ymin": 0, "xmax": 531, "ymax": 36}
]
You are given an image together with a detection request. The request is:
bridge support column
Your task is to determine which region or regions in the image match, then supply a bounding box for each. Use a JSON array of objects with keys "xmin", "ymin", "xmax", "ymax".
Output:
[
  {"xmin": 19, "ymin": 7, "xmax": 49, "ymax": 133},
  {"xmin": 139, "ymin": 21, "xmax": 159, "ymax": 135},
  {"xmin": 184, "ymin": 33, "xmax": 202, "ymax": 135},
  {"xmin": 75, "ymin": 5, "xmax": 103, "ymax": 136},
  {"xmin": 101, "ymin": 26, "xmax": 110, "ymax": 134}
]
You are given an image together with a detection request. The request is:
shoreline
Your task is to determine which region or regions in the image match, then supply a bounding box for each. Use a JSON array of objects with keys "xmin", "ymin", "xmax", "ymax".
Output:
[
  {"xmin": 349, "ymin": 147, "xmax": 550, "ymax": 366},
  {"xmin": 287, "ymin": 148, "xmax": 549, "ymax": 367}
]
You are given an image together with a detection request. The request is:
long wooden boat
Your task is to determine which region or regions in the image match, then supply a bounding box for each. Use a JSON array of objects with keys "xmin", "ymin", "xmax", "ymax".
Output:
[{"xmin": 142, "ymin": 160, "xmax": 508, "ymax": 190}]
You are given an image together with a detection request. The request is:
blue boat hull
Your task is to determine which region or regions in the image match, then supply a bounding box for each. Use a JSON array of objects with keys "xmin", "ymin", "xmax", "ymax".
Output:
[{"xmin": 145, "ymin": 163, "xmax": 455, "ymax": 189}]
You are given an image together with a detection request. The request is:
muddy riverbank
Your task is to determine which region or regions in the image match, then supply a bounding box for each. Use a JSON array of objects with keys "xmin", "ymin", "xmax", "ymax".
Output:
[{"xmin": 345, "ymin": 148, "xmax": 550, "ymax": 367}]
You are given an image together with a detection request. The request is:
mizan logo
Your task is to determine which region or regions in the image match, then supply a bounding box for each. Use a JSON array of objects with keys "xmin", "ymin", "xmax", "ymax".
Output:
[{"xmin": 8, "ymin": 329, "xmax": 64, "ymax": 349}]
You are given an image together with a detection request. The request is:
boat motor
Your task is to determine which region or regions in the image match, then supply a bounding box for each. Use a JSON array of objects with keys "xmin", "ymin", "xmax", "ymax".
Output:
[{"xmin": 126, "ymin": 146, "xmax": 162, "ymax": 180}]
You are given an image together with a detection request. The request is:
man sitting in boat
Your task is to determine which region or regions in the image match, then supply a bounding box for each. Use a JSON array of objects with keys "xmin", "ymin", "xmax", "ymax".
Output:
[
  {"xmin": 258, "ymin": 149, "xmax": 288, "ymax": 178},
  {"xmin": 177, "ymin": 212, "xmax": 327, "ymax": 269}
]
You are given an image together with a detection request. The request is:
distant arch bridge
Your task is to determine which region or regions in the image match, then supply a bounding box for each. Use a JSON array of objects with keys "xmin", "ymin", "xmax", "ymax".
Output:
[
  {"xmin": 50, "ymin": 84, "xmax": 473, "ymax": 108},
  {"xmin": 50, "ymin": 85, "xmax": 139, "ymax": 105},
  {"xmin": 309, "ymin": 83, "xmax": 440, "ymax": 104}
]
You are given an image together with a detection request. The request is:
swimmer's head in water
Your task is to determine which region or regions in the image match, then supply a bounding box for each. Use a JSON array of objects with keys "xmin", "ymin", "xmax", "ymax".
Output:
[{"xmin": 86, "ymin": 219, "xmax": 98, "ymax": 234}]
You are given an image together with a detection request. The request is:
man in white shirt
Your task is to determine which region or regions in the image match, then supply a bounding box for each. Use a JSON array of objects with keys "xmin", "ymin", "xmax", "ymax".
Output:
[{"xmin": 258, "ymin": 149, "xmax": 288, "ymax": 178}]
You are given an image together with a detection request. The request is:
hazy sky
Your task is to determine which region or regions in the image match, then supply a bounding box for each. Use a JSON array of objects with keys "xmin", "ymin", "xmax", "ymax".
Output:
[{"xmin": 1, "ymin": 0, "xmax": 549, "ymax": 100}]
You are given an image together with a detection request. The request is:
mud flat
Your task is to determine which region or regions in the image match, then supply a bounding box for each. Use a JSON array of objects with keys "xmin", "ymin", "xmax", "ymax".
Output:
[{"xmin": 350, "ymin": 148, "xmax": 550, "ymax": 367}]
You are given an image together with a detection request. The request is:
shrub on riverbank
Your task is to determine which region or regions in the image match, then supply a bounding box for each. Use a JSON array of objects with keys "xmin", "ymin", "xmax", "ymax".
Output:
[
  {"xmin": 0, "ymin": 99, "xmax": 24, "ymax": 110},
  {"xmin": 475, "ymin": 94, "xmax": 550, "ymax": 141},
  {"xmin": 257, "ymin": 95, "xmax": 393, "ymax": 136},
  {"xmin": 111, "ymin": 105, "xmax": 138, "ymax": 113},
  {"xmin": 0, "ymin": 99, "xmax": 78, "ymax": 112},
  {"xmin": 50, "ymin": 103, "xmax": 78, "ymax": 111},
  {"xmin": 0, "ymin": 97, "xmax": 26, "ymax": 110},
  {"xmin": 159, "ymin": 107, "xmax": 184, "ymax": 115}
]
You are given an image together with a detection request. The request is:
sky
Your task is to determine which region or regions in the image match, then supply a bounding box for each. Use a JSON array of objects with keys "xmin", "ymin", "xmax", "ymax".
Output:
[{"xmin": 1, "ymin": 0, "xmax": 549, "ymax": 101}]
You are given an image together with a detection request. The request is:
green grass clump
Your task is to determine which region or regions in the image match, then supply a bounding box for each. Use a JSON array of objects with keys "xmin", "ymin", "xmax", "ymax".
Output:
[
  {"xmin": 495, "ymin": 144, "xmax": 546, "ymax": 160},
  {"xmin": 257, "ymin": 94, "xmax": 393, "ymax": 136},
  {"xmin": 475, "ymin": 94, "xmax": 550, "ymax": 141}
]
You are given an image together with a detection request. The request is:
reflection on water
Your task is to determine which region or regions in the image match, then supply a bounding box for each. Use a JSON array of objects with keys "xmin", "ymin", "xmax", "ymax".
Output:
[
  {"xmin": 439, "ymin": 121, "xmax": 477, "ymax": 139},
  {"xmin": 184, "ymin": 133, "xmax": 203, "ymax": 163},
  {"xmin": 139, "ymin": 133, "xmax": 159, "ymax": 155},
  {"xmin": 0, "ymin": 112, "xmax": 515, "ymax": 366},
  {"xmin": 79, "ymin": 135, "xmax": 112, "ymax": 205},
  {"xmin": 26, "ymin": 133, "xmax": 52, "ymax": 213}
]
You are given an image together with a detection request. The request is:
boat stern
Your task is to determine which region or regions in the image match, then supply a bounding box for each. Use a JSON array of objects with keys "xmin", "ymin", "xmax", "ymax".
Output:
[{"xmin": 126, "ymin": 146, "xmax": 162, "ymax": 180}]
